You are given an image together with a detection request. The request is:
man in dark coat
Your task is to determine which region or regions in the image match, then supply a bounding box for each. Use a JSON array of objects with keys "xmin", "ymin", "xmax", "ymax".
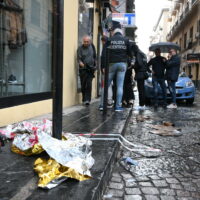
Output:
[
  {"xmin": 77, "ymin": 35, "xmax": 96, "ymax": 106},
  {"xmin": 132, "ymin": 44, "xmax": 149, "ymax": 109},
  {"xmin": 147, "ymin": 48, "xmax": 167, "ymax": 108},
  {"xmin": 122, "ymin": 57, "xmax": 135, "ymax": 107},
  {"xmin": 165, "ymin": 48, "xmax": 180, "ymax": 109}
]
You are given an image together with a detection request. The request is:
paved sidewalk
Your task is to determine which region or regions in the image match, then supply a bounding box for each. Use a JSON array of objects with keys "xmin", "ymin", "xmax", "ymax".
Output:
[
  {"xmin": 103, "ymin": 96, "xmax": 200, "ymax": 200},
  {"xmin": 0, "ymin": 100, "xmax": 131, "ymax": 200}
]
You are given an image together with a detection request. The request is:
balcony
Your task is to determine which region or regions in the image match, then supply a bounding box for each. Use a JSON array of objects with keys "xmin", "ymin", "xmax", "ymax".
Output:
[
  {"xmin": 171, "ymin": 9, "xmax": 177, "ymax": 16},
  {"xmin": 175, "ymin": 20, "xmax": 179, "ymax": 27},
  {"xmin": 184, "ymin": 3, "xmax": 189, "ymax": 15},
  {"xmin": 167, "ymin": 0, "xmax": 199, "ymax": 41},
  {"xmin": 171, "ymin": 2, "xmax": 182, "ymax": 16},
  {"xmin": 174, "ymin": 2, "xmax": 181, "ymax": 10},
  {"xmin": 179, "ymin": 13, "xmax": 183, "ymax": 21},
  {"xmin": 168, "ymin": 16, "xmax": 172, "ymax": 22}
]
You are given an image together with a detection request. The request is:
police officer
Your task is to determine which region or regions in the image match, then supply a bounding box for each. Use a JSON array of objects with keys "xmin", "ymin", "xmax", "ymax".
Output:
[{"xmin": 99, "ymin": 28, "xmax": 132, "ymax": 111}]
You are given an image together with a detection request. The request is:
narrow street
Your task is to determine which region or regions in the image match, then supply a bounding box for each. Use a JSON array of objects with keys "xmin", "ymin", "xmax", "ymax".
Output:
[{"xmin": 104, "ymin": 92, "xmax": 200, "ymax": 200}]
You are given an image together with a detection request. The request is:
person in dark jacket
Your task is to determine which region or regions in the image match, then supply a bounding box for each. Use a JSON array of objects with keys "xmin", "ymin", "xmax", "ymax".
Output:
[
  {"xmin": 122, "ymin": 56, "xmax": 135, "ymax": 107},
  {"xmin": 99, "ymin": 28, "xmax": 132, "ymax": 111},
  {"xmin": 165, "ymin": 48, "xmax": 180, "ymax": 109},
  {"xmin": 147, "ymin": 48, "xmax": 167, "ymax": 108},
  {"xmin": 132, "ymin": 44, "xmax": 149, "ymax": 110},
  {"xmin": 77, "ymin": 35, "xmax": 96, "ymax": 106},
  {"xmin": 100, "ymin": 35, "xmax": 114, "ymax": 107}
]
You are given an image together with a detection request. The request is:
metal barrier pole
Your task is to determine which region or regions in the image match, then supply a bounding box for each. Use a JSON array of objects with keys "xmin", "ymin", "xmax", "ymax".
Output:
[
  {"xmin": 103, "ymin": 46, "xmax": 110, "ymax": 115},
  {"xmin": 52, "ymin": 0, "xmax": 64, "ymax": 139}
]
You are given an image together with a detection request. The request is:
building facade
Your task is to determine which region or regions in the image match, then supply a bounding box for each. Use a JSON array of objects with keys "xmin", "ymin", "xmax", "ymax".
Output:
[
  {"xmin": 110, "ymin": 0, "xmax": 136, "ymax": 40},
  {"xmin": 149, "ymin": 8, "xmax": 170, "ymax": 59},
  {"xmin": 150, "ymin": 8, "xmax": 170, "ymax": 44},
  {"xmin": 0, "ymin": 0, "xmax": 109, "ymax": 127},
  {"xmin": 167, "ymin": 0, "xmax": 200, "ymax": 87}
]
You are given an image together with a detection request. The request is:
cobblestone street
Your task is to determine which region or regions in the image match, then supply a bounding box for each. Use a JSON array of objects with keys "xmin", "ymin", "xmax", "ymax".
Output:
[{"xmin": 103, "ymin": 93, "xmax": 200, "ymax": 200}]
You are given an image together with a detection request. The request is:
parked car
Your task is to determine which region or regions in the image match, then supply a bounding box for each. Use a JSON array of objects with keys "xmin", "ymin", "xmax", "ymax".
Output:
[{"xmin": 144, "ymin": 72, "xmax": 196, "ymax": 104}]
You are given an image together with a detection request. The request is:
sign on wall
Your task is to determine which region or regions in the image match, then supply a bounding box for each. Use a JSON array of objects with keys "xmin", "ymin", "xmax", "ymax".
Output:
[
  {"xmin": 112, "ymin": 13, "xmax": 135, "ymax": 27},
  {"xmin": 187, "ymin": 53, "xmax": 200, "ymax": 63}
]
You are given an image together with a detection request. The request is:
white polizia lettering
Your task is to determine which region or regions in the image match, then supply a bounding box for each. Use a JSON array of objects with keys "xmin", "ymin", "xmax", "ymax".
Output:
[
  {"xmin": 110, "ymin": 45, "xmax": 127, "ymax": 49},
  {"xmin": 110, "ymin": 40, "xmax": 125, "ymax": 45}
]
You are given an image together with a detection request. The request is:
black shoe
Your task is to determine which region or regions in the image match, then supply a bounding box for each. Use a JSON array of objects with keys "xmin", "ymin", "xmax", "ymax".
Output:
[
  {"xmin": 107, "ymin": 103, "xmax": 113, "ymax": 108},
  {"xmin": 154, "ymin": 104, "xmax": 158, "ymax": 108},
  {"xmin": 126, "ymin": 103, "xmax": 133, "ymax": 108},
  {"xmin": 8, "ymin": 74, "xmax": 17, "ymax": 83},
  {"xmin": 162, "ymin": 104, "xmax": 167, "ymax": 109},
  {"xmin": 85, "ymin": 101, "xmax": 90, "ymax": 106}
]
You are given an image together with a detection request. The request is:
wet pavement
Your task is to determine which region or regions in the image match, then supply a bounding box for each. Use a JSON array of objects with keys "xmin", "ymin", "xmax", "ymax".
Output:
[
  {"xmin": 103, "ymin": 92, "xmax": 200, "ymax": 200},
  {"xmin": 0, "ymin": 101, "xmax": 131, "ymax": 200}
]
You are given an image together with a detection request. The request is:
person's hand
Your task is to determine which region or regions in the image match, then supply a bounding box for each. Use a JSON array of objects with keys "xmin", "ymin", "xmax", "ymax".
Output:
[
  {"xmin": 79, "ymin": 61, "xmax": 84, "ymax": 67},
  {"xmin": 163, "ymin": 58, "xmax": 167, "ymax": 62},
  {"xmin": 167, "ymin": 54, "xmax": 171, "ymax": 59},
  {"xmin": 128, "ymin": 65, "xmax": 132, "ymax": 70}
]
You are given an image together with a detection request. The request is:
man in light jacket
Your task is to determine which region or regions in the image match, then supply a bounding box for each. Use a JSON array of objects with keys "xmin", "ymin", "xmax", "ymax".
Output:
[{"xmin": 77, "ymin": 35, "xmax": 96, "ymax": 106}]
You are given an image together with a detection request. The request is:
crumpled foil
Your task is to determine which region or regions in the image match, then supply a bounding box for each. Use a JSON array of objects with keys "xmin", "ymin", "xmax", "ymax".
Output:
[
  {"xmin": 11, "ymin": 130, "xmax": 44, "ymax": 156},
  {"xmin": 11, "ymin": 143, "xmax": 43, "ymax": 156},
  {"xmin": 0, "ymin": 119, "xmax": 52, "ymax": 139},
  {"xmin": 1, "ymin": 119, "xmax": 95, "ymax": 189},
  {"xmin": 34, "ymin": 158, "xmax": 90, "ymax": 189},
  {"xmin": 0, "ymin": 119, "xmax": 52, "ymax": 155},
  {"xmin": 38, "ymin": 131, "xmax": 95, "ymax": 177}
]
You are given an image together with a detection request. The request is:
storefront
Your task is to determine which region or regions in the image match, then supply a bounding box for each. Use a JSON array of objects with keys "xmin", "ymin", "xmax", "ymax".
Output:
[
  {"xmin": 0, "ymin": 0, "xmax": 104, "ymax": 127},
  {"xmin": 0, "ymin": 0, "xmax": 56, "ymax": 108},
  {"xmin": 187, "ymin": 53, "xmax": 200, "ymax": 88}
]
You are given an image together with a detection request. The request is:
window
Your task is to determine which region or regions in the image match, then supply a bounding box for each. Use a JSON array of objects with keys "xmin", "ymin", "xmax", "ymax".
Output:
[
  {"xmin": 78, "ymin": 1, "xmax": 94, "ymax": 45},
  {"xmin": 190, "ymin": 26, "xmax": 193, "ymax": 40},
  {"xmin": 188, "ymin": 65, "xmax": 192, "ymax": 76},
  {"xmin": 0, "ymin": 0, "xmax": 53, "ymax": 98},
  {"xmin": 184, "ymin": 32, "xmax": 187, "ymax": 49},
  {"xmin": 179, "ymin": 38, "xmax": 182, "ymax": 50},
  {"xmin": 77, "ymin": 0, "xmax": 94, "ymax": 90},
  {"xmin": 31, "ymin": 0, "xmax": 41, "ymax": 27}
]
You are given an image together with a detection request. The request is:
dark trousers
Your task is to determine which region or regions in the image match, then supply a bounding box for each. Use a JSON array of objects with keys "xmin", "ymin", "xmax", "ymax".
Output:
[
  {"xmin": 167, "ymin": 80, "xmax": 176, "ymax": 104},
  {"xmin": 123, "ymin": 69, "xmax": 135, "ymax": 103},
  {"xmin": 137, "ymin": 79, "xmax": 145, "ymax": 106},
  {"xmin": 79, "ymin": 70, "xmax": 93, "ymax": 102},
  {"xmin": 152, "ymin": 77, "xmax": 167, "ymax": 105}
]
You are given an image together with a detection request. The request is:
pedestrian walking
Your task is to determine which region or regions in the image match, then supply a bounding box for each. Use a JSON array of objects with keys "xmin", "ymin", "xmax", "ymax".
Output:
[
  {"xmin": 99, "ymin": 28, "xmax": 132, "ymax": 111},
  {"xmin": 165, "ymin": 48, "xmax": 180, "ymax": 109},
  {"xmin": 77, "ymin": 35, "xmax": 96, "ymax": 106},
  {"xmin": 147, "ymin": 48, "xmax": 167, "ymax": 108},
  {"xmin": 132, "ymin": 44, "xmax": 149, "ymax": 110}
]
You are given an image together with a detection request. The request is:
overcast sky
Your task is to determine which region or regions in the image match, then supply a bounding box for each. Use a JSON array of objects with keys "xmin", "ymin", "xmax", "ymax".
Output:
[{"xmin": 135, "ymin": 0, "xmax": 171, "ymax": 54}]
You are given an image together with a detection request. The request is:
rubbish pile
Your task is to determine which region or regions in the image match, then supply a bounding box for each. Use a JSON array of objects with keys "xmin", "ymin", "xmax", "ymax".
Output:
[
  {"xmin": 0, "ymin": 135, "xmax": 5, "ymax": 152},
  {"xmin": 147, "ymin": 121, "xmax": 182, "ymax": 136},
  {"xmin": 136, "ymin": 115, "xmax": 151, "ymax": 122},
  {"xmin": 0, "ymin": 120, "xmax": 95, "ymax": 189}
]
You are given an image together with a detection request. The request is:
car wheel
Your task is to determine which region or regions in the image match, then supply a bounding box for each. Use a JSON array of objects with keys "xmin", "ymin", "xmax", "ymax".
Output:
[
  {"xmin": 176, "ymin": 99, "xmax": 182, "ymax": 104},
  {"xmin": 145, "ymin": 98, "xmax": 151, "ymax": 105},
  {"xmin": 186, "ymin": 98, "xmax": 194, "ymax": 105}
]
